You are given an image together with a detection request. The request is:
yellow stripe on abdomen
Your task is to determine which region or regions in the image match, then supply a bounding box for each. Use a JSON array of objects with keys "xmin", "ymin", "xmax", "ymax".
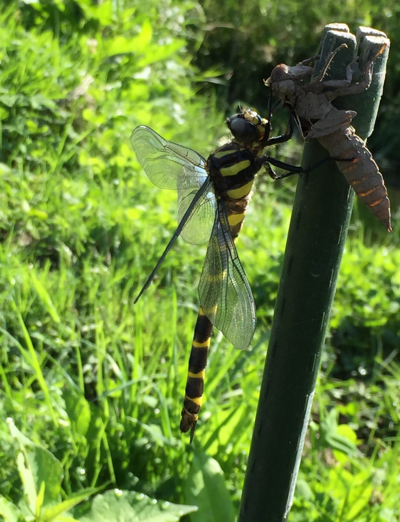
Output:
[
  {"xmin": 188, "ymin": 370, "xmax": 206, "ymax": 379},
  {"xmin": 228, "ymin": 212, "xmax": 245, "ymax": 226},
  {"xmin": 180, "ymin": 308, "xmax": 213, "ymax": 442},
  {"xmin": 193, "ymin": 339, "xmax": 209, "ymax": 348},
  {"xmin": 227, "ymin": 180, "xmax": 254, "ymax": 199}
]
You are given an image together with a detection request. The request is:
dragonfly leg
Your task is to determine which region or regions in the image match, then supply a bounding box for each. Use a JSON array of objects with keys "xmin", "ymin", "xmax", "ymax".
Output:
[
  {"xmin": 262, "ymin": 154, "xmax": 344, "ymax": 180},
  {"xmin": 264, "ymin": 161, "xmax": 279, "ymax": 180},
  {"xmin": 258, "ymin": 155, "xmax": 308, "ymax": 180},
  {"xmin": 262, "ymin": 107, "xmax": 295, "ymax": 147}
]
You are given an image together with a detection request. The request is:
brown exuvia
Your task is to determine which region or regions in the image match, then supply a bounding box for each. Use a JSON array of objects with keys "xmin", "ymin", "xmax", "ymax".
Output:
[{"xmin": 266, "ymin": 43, "xmax": 391, "ymax": 232}]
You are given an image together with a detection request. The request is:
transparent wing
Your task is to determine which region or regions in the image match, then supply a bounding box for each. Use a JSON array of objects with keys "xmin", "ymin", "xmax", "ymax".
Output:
[
  {"xmin": 134, "ymin": 178, "xmax": 213, "ymax": 303},
  {"xmin": 131, "ymin": 125, "xmax": 215, "ymax": 245},
  {"xmin": 178, "ymin": 185, "xmax": 216, "ymax": 244},
  {"xmin": 131, "ymin": 125, "xmax": 208, "ymax": 190},
  {"xmin": 198, "ymin": 200, "xmax": 256, "ymax": 350}
]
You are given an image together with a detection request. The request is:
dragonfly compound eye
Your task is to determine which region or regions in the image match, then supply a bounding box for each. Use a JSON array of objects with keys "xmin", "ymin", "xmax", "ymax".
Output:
[{"xmin": 227, "ymin": 115, "xmax": 260, "ymax": 142}]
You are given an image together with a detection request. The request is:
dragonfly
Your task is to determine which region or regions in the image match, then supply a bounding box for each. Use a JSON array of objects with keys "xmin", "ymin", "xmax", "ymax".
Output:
[{"xmin": 131, "ymin": 107, "xmax": 308, "ymax": 441}]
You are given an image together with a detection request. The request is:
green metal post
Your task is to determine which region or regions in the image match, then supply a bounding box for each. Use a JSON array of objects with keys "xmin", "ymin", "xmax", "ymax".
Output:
[{"xmin": 238, "ymin": 26, "xmax": 389, "ymax": 522}]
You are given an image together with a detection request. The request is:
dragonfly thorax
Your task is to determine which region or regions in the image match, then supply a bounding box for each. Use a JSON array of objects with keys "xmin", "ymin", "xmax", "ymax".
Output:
[{"xmin": 207, "ymin": 141, "xmax": 258, "ymax": 195}]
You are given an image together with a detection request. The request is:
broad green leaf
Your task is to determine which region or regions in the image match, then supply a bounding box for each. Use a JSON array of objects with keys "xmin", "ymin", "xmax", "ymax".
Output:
[
  {"xmin": 0, "ymin": 493, "xmax": 25, "ymax": 521},
  {"xmin": 184, "ymin": 451, "xmax": 235, "ymax": 522},
  {"xmin": 0, "ymin": 94, "xmax": 19, "ymax": 107},
  {"xmin": 320, "ymin": 409, "xmax": 358, "ymax": 455},
  {"xmin": 74, "ymin": 490, "xmax": 197, "ymax": 521},
  {"xmin": 41, "ymin": 487, "xmax": 103, "ymax": 522},
  {"xmin": 9, "ymin": 420, "xmax": 63, "ymax": 509},
  {"xmin": 63, "ymin": 390, "xmax": 91, "ymax": 437},
  {"xmin": 295, "ymin": 479, "xmax": 313, "ymax": 502}
]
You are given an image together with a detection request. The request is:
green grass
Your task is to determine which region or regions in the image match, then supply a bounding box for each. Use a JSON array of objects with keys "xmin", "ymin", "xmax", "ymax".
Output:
[{"xmin": 1, "ymin": 1, "xmax": 400, "ymax": 521}]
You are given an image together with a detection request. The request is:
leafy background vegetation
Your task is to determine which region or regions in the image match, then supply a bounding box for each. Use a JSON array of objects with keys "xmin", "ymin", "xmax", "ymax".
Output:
[{"xmin": 1, "ymin": 0, "xmax": 400, "ymax": 520}]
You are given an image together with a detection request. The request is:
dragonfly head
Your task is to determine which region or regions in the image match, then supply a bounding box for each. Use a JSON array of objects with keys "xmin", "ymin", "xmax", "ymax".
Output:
[{"xmin": 226, "ymin": 108, "xmax": 270, "ymax": 145}]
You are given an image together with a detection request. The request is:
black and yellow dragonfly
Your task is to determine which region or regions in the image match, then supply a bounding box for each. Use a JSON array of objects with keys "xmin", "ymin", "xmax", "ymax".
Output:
[{"xmin": 131, "ymin": 107, "xmax": 306, "ymax": 441}]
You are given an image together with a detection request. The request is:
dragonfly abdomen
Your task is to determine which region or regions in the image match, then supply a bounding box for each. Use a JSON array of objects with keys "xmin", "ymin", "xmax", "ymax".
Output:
[
  {"xmin": 180, "ymin": 307, "xmax": 213, "ymax": 441},
  {"xmin": 225, "ymin": 183, "xmax": 254, "ymax": 239},
  {"xmin": 180, "ymin": 146, "xmax": 257, "ymax": 439},
  {"xmin": 318, "ymin": 128, "xmax": 391, "ymax": 232}
]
